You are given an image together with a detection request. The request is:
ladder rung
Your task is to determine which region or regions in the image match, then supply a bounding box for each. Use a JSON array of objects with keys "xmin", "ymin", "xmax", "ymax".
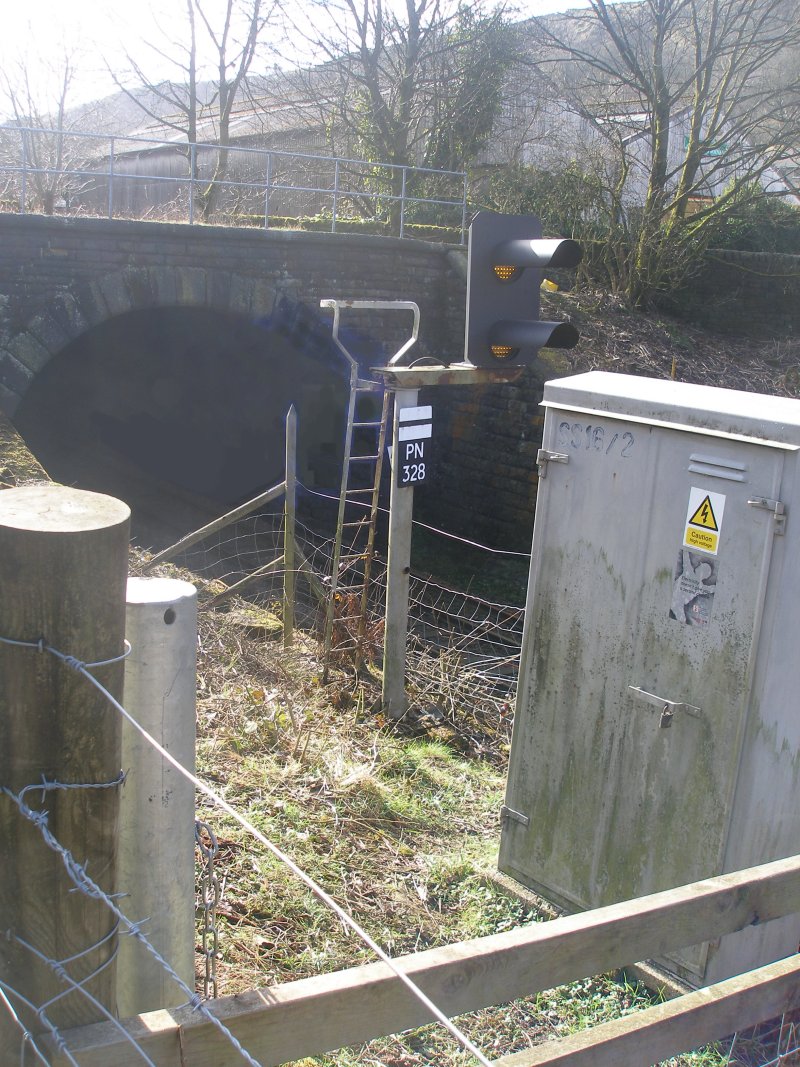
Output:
[
  {"xmin": 355, "ymin": 380, "xmax": 382, "ymax": 391},
  {"xmin": 345, "ymin": 488, "xmax": 375, "ymax": 496},
  {"xmin": 339, "ymin": 552, "xmax": 368, "ymax": 563},
  {"xmin": 349, "ymin": 454, "xmax": 380, "ymax": 462},
  {"xmin": 353, "ymin": 421, "xmax": 382, "ymax": 429}
]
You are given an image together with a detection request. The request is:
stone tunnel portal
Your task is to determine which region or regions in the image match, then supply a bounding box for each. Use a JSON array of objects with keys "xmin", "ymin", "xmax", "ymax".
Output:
[{"xmin": 13, "ymin": 305, "xmax": 361, "ymax": 546}]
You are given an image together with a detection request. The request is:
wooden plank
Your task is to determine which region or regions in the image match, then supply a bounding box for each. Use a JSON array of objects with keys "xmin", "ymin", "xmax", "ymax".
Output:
[
  {"xmin": 491, "ymin": 953, "xmax": 800, "ymax": 1067},
  {"xmin": 144, "ymin": 481, "xmax": 286, "ymax": 568},
  {"xmin": 203, "ymin": 555, "xmax": 285, "ymax": 608},
  {"xmin": 373, "ymin": 365, "xmax": 526, "ymax": 388},
  {"xmin": 294, "ymin": 541, "xmax": 327, "ymax": 604},
  {"xmin": 47, "ymin": 854, "xmax": 800, "ymax": 1067}
]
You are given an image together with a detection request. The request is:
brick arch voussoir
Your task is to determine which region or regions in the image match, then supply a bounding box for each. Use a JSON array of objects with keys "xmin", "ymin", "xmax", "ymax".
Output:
[{"xmin": 0, "ymin": 266, "xmax": 279, "ymax": 417}]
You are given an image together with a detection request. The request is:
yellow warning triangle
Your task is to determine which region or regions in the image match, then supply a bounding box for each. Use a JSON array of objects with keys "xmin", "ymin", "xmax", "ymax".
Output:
[{"xmin": 689, "ymin": 495, "xmax": 718, "ymax": 531}]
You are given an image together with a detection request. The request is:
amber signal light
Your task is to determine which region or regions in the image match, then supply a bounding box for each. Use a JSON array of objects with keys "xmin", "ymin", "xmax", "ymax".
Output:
[{"xmin": 493, "ymin": 265, "xmax": 518, "ymax": 282}]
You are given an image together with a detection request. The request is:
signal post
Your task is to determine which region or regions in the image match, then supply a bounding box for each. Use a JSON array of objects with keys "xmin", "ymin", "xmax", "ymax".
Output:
[
  {"xmin": 357, "ymin": 211, "xmax": 583, "ymax": 718},
  {"xmin": 375, "ymin": 362, "xmax": 526, "ymax": 718}
]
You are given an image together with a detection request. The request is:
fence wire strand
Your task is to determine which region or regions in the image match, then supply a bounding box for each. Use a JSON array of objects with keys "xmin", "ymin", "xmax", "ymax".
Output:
[
  {"xmin": 1, "ymin": 634, "xmax": 494, "ymax": 1067},
  {"xmin": 148, "ymin": 499, "xmax": 800, "ymax": 1067},
  {"xmin": 4, "ymin": 766, "xmax": 261, "ymax": 1067},
  {"xmin": 163, "ymin": 500, "xmax": 524, "ymax": 740},
  {"xmin": 3, "ymin": 495, "xmax": 797, "ymax": 1064}
]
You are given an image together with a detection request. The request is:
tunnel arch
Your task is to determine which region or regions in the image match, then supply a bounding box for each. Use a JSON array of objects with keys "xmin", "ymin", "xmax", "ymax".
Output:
[
  {"xmin": 3, "ymin": 265, "xmax": 282, "ymax": 416},
  {"xmin": 12, "ymin": 272, "xmax": 380, "ymax": 543}
]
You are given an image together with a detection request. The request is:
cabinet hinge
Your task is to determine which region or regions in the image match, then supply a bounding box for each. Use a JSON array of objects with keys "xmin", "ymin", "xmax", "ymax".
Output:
[
  {"xmin": 537, "ymin": 449, "xmax": 569, "ymax": 479},
  {"xmin": 500, "ymin": 804, "xmax": 530, "ymax": 828},
  {"xmin": 747, "ymin": 497, "xmax": 786, "ymax": 535}
]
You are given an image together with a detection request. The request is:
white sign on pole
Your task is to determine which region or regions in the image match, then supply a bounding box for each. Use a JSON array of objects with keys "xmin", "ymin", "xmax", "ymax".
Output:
[{"xmin": 396, "ymin": 406, "xmax": 432, "ymax": 486}]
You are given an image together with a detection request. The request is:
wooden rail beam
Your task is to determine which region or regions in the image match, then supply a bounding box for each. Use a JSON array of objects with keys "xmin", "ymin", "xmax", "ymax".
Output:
[
  {"xmin": 46, "ymin": 854, "xmax": 800, "ymax": 1067},
  {"xmin": 492, "ymin": 953, "xmax": 800, "ymax": 1067},
  {"xmin": 144, "ymin": 481, "xmax": 286, "ymax": 568}
]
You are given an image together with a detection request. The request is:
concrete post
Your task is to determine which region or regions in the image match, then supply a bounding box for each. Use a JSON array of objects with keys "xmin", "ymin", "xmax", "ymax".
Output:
[
  {"xmin": 117, "ymin": 577, "xmax": 197, "ymax": 1017},
  {"xmin": 382, "ymin": 386, "xmax": 419, "ymax": 719},
  {"xmin": 284, "ymin": 404, "xmax": 297, "ymax": 649}
]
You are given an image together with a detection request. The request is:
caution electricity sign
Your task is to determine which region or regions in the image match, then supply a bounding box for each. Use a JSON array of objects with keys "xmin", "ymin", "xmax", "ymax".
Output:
[{"xmin": 683, "ymin": 487, "xmax": 726, "ymax": 555}]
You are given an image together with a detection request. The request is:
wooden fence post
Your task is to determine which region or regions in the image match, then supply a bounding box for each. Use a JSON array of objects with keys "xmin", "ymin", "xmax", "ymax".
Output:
[
  {"xmin": 284, "ymin": 405, "xmax": 297, "ymax": 649},
  {"xmin": 0, "ymin": 486, "xmax": 130, "ymax": 1039}
]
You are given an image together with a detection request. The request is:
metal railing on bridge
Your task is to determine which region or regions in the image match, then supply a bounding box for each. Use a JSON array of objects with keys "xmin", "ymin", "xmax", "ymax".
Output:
[{"xmin": 0, "ymin": 125, "xmax": 468, "ymax": 242}]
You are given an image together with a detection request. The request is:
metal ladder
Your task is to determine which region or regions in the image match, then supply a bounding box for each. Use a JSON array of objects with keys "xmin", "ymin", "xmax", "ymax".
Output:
[{"xmin": 320, "ymin": 300, "xmax": 419, "ymax": 678}]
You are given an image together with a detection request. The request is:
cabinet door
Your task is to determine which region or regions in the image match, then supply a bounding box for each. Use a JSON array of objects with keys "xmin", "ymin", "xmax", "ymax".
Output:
[{"xmin": 499, "ymin": 413, "xmax": 784, "ymax": 979}]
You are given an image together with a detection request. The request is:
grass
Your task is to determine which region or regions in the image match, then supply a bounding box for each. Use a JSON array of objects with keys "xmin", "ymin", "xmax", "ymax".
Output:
[{"xmin": 148, "ymin": 569, "xmax": 742, "ymax": 1067}]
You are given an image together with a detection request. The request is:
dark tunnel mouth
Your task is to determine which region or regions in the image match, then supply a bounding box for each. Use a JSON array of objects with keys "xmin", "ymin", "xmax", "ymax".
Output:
[{"xmin": 13, "ymin": 305, "xmax": 380, "ymax": 545}]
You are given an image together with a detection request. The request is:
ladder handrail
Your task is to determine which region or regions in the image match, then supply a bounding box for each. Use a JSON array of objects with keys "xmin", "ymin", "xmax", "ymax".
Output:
[
  {"xmin": 319, "ymin": 299, "xmax": 420, "ymax": 369},
  {"xmin": 319, "ymin": 299, "xmax": 420, "ymax": 677}
]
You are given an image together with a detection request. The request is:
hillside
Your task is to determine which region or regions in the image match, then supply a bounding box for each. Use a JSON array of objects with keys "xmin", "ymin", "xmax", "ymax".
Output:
[{"xmin": 544, "ymin": 289, "xmax": 799, "ymax": 398}]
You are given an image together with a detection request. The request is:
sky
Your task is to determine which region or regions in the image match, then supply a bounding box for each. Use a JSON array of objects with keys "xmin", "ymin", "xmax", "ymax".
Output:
[{"xmin": 0, "ymin": 0, "xmax": 591, "ymax": 120}]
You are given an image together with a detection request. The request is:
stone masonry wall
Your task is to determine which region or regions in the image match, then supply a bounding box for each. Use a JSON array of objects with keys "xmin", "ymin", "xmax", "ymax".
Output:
[
  {"xmin": 0, "ymin": 214, "xmax": 463, "ymax": 369},
  {"xmin": 0, "ymin": 213, "xmax": 548, "ymax": 553},
  {"xmin": 674, "ymin": 249, "xmax": 800, "ymax": 338}
]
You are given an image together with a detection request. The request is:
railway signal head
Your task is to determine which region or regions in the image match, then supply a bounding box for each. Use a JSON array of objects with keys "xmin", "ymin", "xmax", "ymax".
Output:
[{"xmin": 463, "ymin": 211, "xmax": 582, "ymax": 367}]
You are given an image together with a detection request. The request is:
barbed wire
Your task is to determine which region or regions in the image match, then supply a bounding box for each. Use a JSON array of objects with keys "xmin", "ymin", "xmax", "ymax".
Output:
[
  {"xmin": 5, "ymin": 774, "xmax": 262, "ymax": 1067},
  {"xmin": 2, "ymin": 635, "xmax": 495, "ymax": 1067},
  {"xmin": 2, "ymin": 580, "xmax": 796, "ymax": 1064},
  {"xmin": 6, "ymin": 930, "xmax": 144, "ymax": 1067},
  {"xmin": 134, "ymin": 502, "xmax": 800, "ymax": 1066}
]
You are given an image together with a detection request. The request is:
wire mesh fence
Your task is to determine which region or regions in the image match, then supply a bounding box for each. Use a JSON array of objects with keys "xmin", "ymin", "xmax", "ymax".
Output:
[
  {"xmin": 157, "ymin": 495, "xmax": 523, "ymax": 755},
  {"xmin": 4, "ymin": 490, "xmax": 800, "ymax": 1064},
  {"xmin": 723, "ymin": 1015, "xmax": 800, "ymax": 1066}
]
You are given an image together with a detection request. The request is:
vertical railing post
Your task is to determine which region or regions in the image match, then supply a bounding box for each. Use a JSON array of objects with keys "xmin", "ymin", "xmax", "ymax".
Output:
[
  {"xmin": 332, "ymin": 159, "xmax": 340, "ymax": 233},
  {"xmin": 284, "ymin": 405, "xmax": 297, "ymax": 649},
  {"xmin": 382, "ymin": 386, "xmax": 418, "ymax": 718},
  {"xmin": 264, "ymin": 152, "xmax": 272, "ymax": 230},
  {"xmin": 400, "ymin": 166, "xmax": 408, "ymax": 239},
  {"xmin": 189, "ymin": 143, "xmax": 196, "ymax": 225},
  {"xmin": 460, "ymin": 172, "xmax": 468, "ymax": 245},
  {"xmin": 118, "ymin": 577, "xmax": 197, "ymax": 1017},
  {"xmin": 108, "ymin": 136, "xmax": 115, "ymax": 219},
  {"xmin": 19, "ymin": 130, "xmax": 27, "ymax": 214}
]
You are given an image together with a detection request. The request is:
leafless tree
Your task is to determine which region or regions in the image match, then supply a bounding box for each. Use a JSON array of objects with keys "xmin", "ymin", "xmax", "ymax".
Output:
[
  {"xmin": 274, "ymin": 0, "xmax": 517, "ymax": 233},
  {"xmin": 0, "ymin": 52, "xmax": 100, "ymax": 214},
  {"xmin": 112, "ymin": 0, "xmax": 278, "ymax": 219},
  {"xmin": 527, "ymin": 0, "xmax": 800, "ymax": 303}
]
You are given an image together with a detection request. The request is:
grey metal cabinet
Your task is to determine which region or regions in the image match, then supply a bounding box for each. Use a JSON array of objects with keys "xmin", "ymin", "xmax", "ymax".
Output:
[{"xmin": 499, "ymin": 371, "xmax": 800, "ymax": 984}]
